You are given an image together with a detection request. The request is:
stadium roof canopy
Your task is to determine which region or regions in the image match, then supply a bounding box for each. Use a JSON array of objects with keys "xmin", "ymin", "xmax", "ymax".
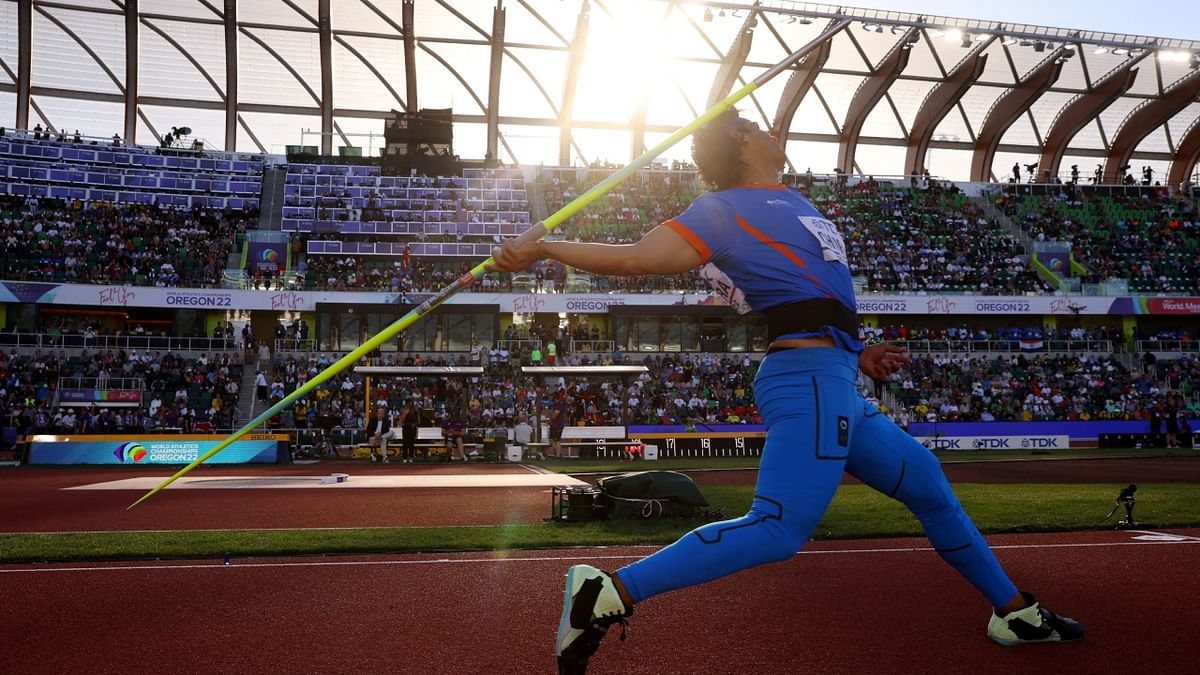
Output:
[{"xmin": 2, "ymin": 0, "xmax": 1198, "ymax": 184}]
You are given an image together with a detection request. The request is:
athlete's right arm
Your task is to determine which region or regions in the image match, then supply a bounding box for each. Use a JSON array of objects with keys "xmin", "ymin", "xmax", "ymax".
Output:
[{"xmin": 487, "ymin": 223, "xmax": 703, "ymax": 276}]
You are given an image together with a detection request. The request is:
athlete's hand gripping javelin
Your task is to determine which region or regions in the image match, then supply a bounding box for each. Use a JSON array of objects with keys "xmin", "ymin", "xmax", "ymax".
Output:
[{"xmin": 858, "ymin": 342, "xmax": 910, "ymax": 381}]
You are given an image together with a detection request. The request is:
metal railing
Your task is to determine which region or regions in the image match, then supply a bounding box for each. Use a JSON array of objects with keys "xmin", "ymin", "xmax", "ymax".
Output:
[
  {"xmin": 569, "ymin": 340, "xmax": 615, "ymax": 354},
  {"xmin": 1136, "ymin": 340, "xmax": 1199, "ymax": 353},
  {"xmin": 897, "ymin": 338, "xmax": 1114, "ymax": 354},
  {"xmin": 57, "ymin": 377, "xmax": 144, "ymax": 390},
  {"xmin": 0, "ymin": 332, "xmax": 240, "ymax": 353}
]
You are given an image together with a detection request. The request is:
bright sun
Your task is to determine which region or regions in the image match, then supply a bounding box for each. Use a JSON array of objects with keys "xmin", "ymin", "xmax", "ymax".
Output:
[{"xmin": 572, "ymin": 1, "xmax": 676, "ymax": 122}]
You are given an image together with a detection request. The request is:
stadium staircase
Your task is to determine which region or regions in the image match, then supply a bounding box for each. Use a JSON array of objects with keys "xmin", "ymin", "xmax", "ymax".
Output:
[
  {"xmin": 258, "ymin": 166, "xmax": 287, "ymax": 230},
  {"xmin": 236, "ymin": 366, "xmax": 265, "ymax": 430},
  {"xmin": 527, "ymin": 178, "xmax": 549, "ymax": 223},
  {"xmin": 971, "ymin": 195, "xmax": 1069, "ymax": 289}
]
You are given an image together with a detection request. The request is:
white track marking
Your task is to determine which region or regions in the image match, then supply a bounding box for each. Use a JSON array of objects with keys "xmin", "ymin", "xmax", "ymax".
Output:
[
  {"xmin": 2, "ymin": 533, "xmax": 1196, "ymax": 574},
  {"xmin": 63, "ymin": 474, "xmax": 587, "ymax": 490}
]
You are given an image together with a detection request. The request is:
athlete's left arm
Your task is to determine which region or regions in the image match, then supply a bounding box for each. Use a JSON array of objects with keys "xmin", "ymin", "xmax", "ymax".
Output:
[
  {"xmin": 858, "ymin": 343, "xmax": 910, "ymax": 381},
  {"xmin": 487, "ymin": 224, "xmax": 702, "ymax": 276}
]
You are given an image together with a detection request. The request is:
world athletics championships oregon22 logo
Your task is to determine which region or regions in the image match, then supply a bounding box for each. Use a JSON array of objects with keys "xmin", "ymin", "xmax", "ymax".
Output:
[{"xmin": 114, "ymin": 442, "xmax": 148, "ymax": 463}]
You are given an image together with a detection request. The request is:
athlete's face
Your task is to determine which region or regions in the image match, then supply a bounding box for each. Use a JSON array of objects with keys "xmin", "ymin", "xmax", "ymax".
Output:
[{"xmin": 733, "ymin": 119, "xmax": 787, "ymax": 172}]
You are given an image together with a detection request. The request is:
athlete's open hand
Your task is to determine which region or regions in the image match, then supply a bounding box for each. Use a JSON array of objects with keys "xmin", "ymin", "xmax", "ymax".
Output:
[
  {"xmin": 487, "ymin": 237, "xmax": 542, "ymax": 272},
  {"xmin": 858, "ymin": 342, "xmax": 910, "ymax": 381}
]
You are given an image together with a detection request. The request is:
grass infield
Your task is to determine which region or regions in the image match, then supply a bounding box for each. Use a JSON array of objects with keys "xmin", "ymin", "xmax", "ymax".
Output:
[{"xmin": 3, "ymin": 483, "xmax": 1198, "ymax": 564}]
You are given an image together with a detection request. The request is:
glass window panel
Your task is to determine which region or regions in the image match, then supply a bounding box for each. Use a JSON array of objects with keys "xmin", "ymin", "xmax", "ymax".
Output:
[
  {"xmin": 474, "ymin": 314, "xmax": 494, "ymax": 351},
  {"xmin": 1027, "ymin": 91, "xmax": 1075, "ymax": 137},
  {"xmin": 0, "ymin": 92, "xmax": 14, "ymax": 128},
  {"xmin": 785, "ymin": 140, "xmax": 840, "ymax": 177},
  {"xmin": 570, "ymin": 128, "xmax": 631, "ymax": 168},
  {"xmin": 680, "ymin": 317, "xmax": 700, "ymax": 353},
  {"xmin": 34, "ymin": 96, "xmax": 123, "ymax": 139},
  {"xmin": 903, "ymin": 36, "xmax": 947, "ymax": 79},
  {"xmin": 501, "ymin": 123, "xmax": 558, "ymax": 167},
  {"xmin": 503, "ymin": 0, "xmax": 575, "ymax": 45},
  {"xmin": 239, "ymin": 30, "xmax": 320, "ymax": 107},
  {"xmin": 142, "ymin": 0, "xmax": 221, "ymax": 21},
  {"xmin": 1134, "ymin": 124, "xmax": 1171, "ymax": 155},
  {"xmin": 786, "ymin": 89, "xmax": 840, "ymax": 135},
  {"xmin": 1000, "ymin": 112, "xmax": 1040, "ymax": 147},
  {"xmin": 669, "ymin": 10, "xmax": 742, "ymax": 61},
  {"xmin": 454, "ymin": 122, "xmax": 488, "ymax": 165},
  {"xmin": 1125, "ymin": 67, "xmax": 1159, "ymax": 98},
  {"xmin": 1167, "ymin": 102, "xmax": 1200, "ymax": 148},
  {"xmin": 141, "ymin": 105, "xmax": 230, "ymax": 152},
  {"xmin": 331, "ymin": 0, "xmax": 402, "ymax": 34},
  {"xmin": 853, "ymin": 144, "xmax": 906, "ymax": 177},
  {"xmin": 1055, "ymin": 56, "xmax": 1089, "ymax": 91},
  {"xmin": 853, "ymin": 27, "xmax": 907, "ymax": 68},
  {"xmin": 860, "ymin": 98, "xmax": 906, "ymax": 138},
  {"xmin": 413, "ymin": 43, "xmax": 491, "ymax": 113},
  {"xmin": 498, "ymin": 47, "xmax": 564, "ymax": 119},
  {"xmin": 140, "ymin": 20, "xmax": 226, "ymax": 102},
  {"xmin": 924, "ymin": 148, "xmax": 973, "ymax": 184},
  {"xmin": 977, "ymin": 42, "xmax": 1017, "ymax": 87},
  {"xmin": 332, "ymin": 37, "xmax": 407, "ymax": 112},
  {"xmin": 992, "ymin": 151, "xmax": 1043, "ymax": 183},
  {"xmin": 929, "ymin": 106, "xmax": 974, "ymax": 146},
  {"xmin": 811, "ymin": 73, "xmax": 865, "ymax": 127},
  {"xmin": 237, "ymin": 111, "xmax": 320, "ymax": 155},
  {"xmin": 1060, "ymin": 155, "xmax": 1102, "ymax": 185},
  {"xmin": 825, "ymin": 30, "xmax": 870, "ymax": 72},
  {"xmin": 446, "ymin": 314, "xmax": 473, "ymax": 351},
  {"xmin": 634, "ymin": 318, "xmax": 658, "ymax": 352},
  {"xmin": 749, "ymin": 317, "xmax": 767, "ymax": 352},
  {"xmin": 614, "ymin": 318, "xmax": 631, "ymax": 352},
  {"xmin": 31, "ymin": 10, "xmax": 124, "ymax": 95},
  {"xmin": 1096, "ymin": 97, "xmax": 1142, "ymax": 148},
  {"xmin": 239, "ymin": 0, "xmax": 318, "ymax": 29},
  {"xmin": 1159, "ymin": 61, "xmax": 1196, "ymax": 94},
  {"xmin": 413, "ymin": 1, "xmax": 489, "ymax": 41},
  {"xmin": 1071, "ymin": 119, "xmax": 1107, "ymax": 151},
  {"xmin": 887, "ymin": 78, "xmax": 939, "ymax": 132},
  {"xmin": 645, "ymin": 79, "xmax": 701, "ymax": 127},
  {"xmin": 0, "ymin": 2, "xmax": 17, "ymax": 74},
  {"xmin": 956, "ymin": 84, "xmax": 1007, "ymax": 133},
  {"xmin": 660, "ymin": 318, "xmax": 681, "ymax": 352},
  {"xmin": 722, "ymin": 316, "xmax": 747, "ymax": 352},
  {"xmin": 332, "ymin": 115, "xmax": 388, "ymax": 157}
]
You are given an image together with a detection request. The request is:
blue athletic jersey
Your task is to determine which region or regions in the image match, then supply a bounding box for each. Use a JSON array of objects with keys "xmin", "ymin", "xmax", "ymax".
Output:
[{"xmin": 665, "ymin": 184, "xmax": 860, "ymax": 350}]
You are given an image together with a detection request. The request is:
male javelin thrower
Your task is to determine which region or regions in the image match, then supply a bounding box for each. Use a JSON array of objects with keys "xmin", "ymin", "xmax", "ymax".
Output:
[{"xmin": 489, "ymin": 109, "xmax": 1083, "ymax": 674}]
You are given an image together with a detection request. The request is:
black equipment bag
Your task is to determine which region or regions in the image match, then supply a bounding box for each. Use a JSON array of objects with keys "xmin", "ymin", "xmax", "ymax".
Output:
[{"xmin": 597, "ymin": 470, "xmax": 708, "ymax": 520}]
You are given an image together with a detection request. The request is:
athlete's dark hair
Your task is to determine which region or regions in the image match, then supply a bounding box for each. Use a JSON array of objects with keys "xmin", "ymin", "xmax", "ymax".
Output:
[{"xmin": 692, "ymin": 108, "xmax": 749, "ymax": 191}]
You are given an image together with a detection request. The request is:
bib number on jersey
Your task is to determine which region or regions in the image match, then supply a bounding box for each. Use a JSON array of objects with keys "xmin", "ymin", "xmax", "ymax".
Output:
[
  {"xmin": 699, "ymin": 263, "xmax": 752, "ymax": 315},
  {"xmin": 798, "ymin": 216, "xmax": 848, "ymax": 265}
]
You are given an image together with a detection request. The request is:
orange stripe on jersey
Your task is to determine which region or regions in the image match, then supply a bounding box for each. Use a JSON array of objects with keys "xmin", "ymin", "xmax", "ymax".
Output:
[
  {"xmin": 734, "ymin": 214, "xmax": 828, "ymax": 288},
  {"xmin": 663, "ymin": 219, "xmax": 712, "ymax": 264}
]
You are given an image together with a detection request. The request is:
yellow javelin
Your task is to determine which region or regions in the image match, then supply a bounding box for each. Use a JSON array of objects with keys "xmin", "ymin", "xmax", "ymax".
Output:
[{"xmin": 128, "ymin": 21, "xmax": 850, "ymax": 509}]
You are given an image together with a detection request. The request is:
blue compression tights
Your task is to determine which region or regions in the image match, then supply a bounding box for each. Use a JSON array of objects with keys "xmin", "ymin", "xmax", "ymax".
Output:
[{"xmin": 616, "ymin": 348, "xmax": 1019, "ymax": 609}]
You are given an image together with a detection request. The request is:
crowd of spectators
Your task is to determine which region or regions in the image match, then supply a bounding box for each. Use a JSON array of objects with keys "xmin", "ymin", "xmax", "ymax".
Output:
[
  {"xmin": 1, "ymin": 347, "xmax": 245, "ymax": 439},
  {"xmin": 998, "ymin": 190, "xmax": 1199, "ymax": 293},
  {"xmin": 888, "ymin": 352, "xmax": 1198, "ymax": 424},
  {"xmin": 0, "ymin": 195, "xmax": 254, "ymax": 287},
  {"xmin": 815, "ymin": 180, "xmax": 1051, "ymax": 294}
]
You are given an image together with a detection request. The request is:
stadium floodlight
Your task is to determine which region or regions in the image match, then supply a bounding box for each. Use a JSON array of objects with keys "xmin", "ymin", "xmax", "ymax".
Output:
[
  {"xmin": 126, "ymin": 17, "xmax": 855, "ymax": 510},
  {"xmin": 1094, "ymin": 47, "xmax": 1109, "ymax": 54},
  {"xmin": 944, "ymin": 29, "xmax": 963, "ymax": 42}
]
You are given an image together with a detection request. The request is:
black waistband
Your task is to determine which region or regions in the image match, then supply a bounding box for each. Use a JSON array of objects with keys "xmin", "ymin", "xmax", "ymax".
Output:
[{"xmin": 762, "ymin": 298, "xmax": 859, "ymax": 344}]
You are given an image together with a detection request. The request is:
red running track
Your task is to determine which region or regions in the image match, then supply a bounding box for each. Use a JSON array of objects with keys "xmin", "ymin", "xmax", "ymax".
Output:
[
  {"xmin": 2, "ymin": 457, "xmax": 1197, "ymax": 532},
  {"xmin": 1, "ymin": 530, "xmax": 1198, "ymax": 674}
]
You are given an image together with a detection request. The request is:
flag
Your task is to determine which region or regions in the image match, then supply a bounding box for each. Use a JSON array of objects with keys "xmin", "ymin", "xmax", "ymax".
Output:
[{"xmin": 1019, "ymin": 339, "xmax": 1044, "ymax": 351}]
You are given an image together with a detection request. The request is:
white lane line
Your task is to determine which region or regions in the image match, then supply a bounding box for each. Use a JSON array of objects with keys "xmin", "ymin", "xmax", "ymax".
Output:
[
  {"xmin": 63, "ymin": 474, "xmax": 587, "ymax": 490},
  {"xmin": 2, "ymin": 536, "xmax": 1196, "ymax": 574}
]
